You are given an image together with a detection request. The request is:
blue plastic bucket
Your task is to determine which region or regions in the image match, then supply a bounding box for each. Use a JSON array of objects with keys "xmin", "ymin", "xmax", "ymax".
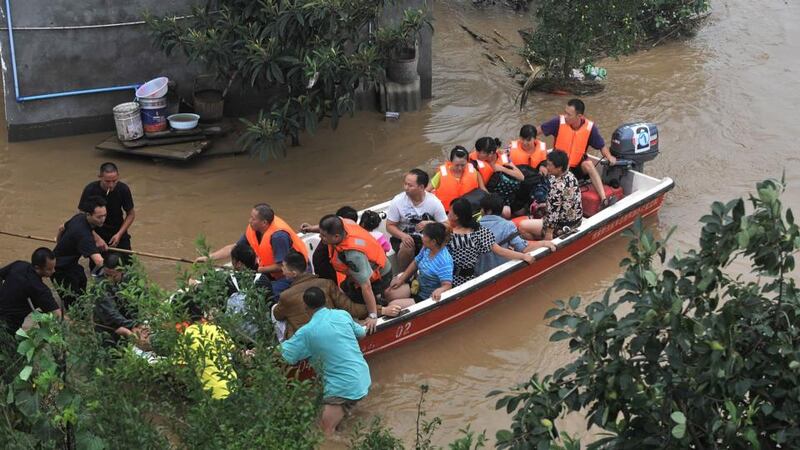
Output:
[{"xmin": 138, "ymin": 96, "xmax": 168, "ymax": 133}]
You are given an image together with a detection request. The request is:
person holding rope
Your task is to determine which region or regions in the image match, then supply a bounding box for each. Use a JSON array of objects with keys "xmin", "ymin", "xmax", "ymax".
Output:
[
  {"xmin": 197, "ymin": 203, "xmax": 309, "ymax": 297},
  {"xmin": 92, "ymin": 254, "xmax": 149, "ymax": 348},
  {"xmin": 0, "ymin": 247, "xmax": 62, "ymax": 336},
  {"xmin": 53, "ymin": 196, "xmax": 106, "ymax": 309},
  {"xmin": 78, "ymin": 162, "xmax": 136, "ymax": 261}
]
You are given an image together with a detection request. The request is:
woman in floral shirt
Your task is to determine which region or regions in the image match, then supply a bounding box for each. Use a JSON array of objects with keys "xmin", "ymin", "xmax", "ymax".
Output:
[{"xmin": 518, "ymin": 150, "xmax": 583, "ymax": 240}]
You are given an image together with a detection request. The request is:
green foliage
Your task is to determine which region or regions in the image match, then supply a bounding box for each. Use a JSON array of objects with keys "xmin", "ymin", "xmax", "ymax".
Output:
[
  {"xmin": 447, "ymin": 425, "xmax": 488, "ymax": 450},
  {"xmin": 375, "ymin": 8, "xmax": 433, "ymax": 61},
  {"xmin": 492, "ymin": 178, "xmax": 800, "ymax": 448},
  {"xmin": 146, "ymin": 0, "xmax": 386, "ymax": 159},
  {"xmin": 521, "ymin": 0, "xmax": 709, "ymax": 87},
  {"xmin": 1, "ymin": 254, "xmax": 321, "ymax": 449},
  {"xmin": 414, "ymin": 384, "xmax": 442, "ymax": 450},
  {"xmin": 348, "ymin": 385, "xmax": 487, "ymax": 450},
  {"xmin": 350, "ymin": 417, "xmax": 406, "ymax": 450}
]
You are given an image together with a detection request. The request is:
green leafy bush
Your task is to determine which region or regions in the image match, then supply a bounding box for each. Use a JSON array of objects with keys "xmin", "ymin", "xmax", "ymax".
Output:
[
  {"xmin": 146, "ymin": 0, "xmax": 387, "ymax": 159},
  {"xmin": 491, "ymin": 178, "xmax": 800, "ymax": 448},
  {"xmin": 1, "ymin": 256, "xmax": 322, "ymax": 449}
]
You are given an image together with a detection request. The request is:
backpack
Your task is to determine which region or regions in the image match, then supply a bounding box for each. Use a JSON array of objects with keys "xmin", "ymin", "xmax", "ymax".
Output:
[
  {"xmin": 512, "ymin": 165, "xmax": 550, "ymax": 212},
  {"xmin": 486, "ymin": 171, "xmax": 521, "ymax": 207}
]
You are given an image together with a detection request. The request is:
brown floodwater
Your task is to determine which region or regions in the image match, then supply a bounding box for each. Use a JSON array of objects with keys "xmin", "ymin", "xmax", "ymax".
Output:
[{"xmin": 2, "ymin": 0, "xmax": 799, "ymax": 446}]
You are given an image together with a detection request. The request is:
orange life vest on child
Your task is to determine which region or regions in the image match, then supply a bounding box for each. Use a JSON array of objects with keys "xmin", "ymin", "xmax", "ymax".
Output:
[
  {"xmin": 553, "ymin": 115, "xmax": 594, "ymax": 168},
  {"xmin": 435, "ymin": 162, "xmax": 480, "ymax": 211},
  {"xmin": 330, "ymin": 221, "xmax": 388, "ymax": 286},
  {"xmin": 469, "ymin": 150, "xmax": 511, "ymax": 184},
  {"xmin": 509, "ymin": 139, "xmax": 547, "ymax": 168},
  {"xmin": 245, "ymin": 216, "xmax": 309, "ymax": 278}
]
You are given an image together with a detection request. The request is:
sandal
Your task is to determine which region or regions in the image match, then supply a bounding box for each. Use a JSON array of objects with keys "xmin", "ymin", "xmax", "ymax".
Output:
[{"xmin": 600, "ymin": 195, "xmax": 617, "ymax": 210}]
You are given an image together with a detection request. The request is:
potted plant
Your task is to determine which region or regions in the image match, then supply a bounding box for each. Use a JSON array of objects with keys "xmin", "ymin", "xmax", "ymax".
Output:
[{"xmin": 376, "ymin": 8, "xmax": 432, "ymax": 84}]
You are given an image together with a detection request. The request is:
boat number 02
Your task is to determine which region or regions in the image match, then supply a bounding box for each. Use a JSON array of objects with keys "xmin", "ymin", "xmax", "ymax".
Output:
[{"xmin": 395, "ymin": 322, "xmax": 412, "ymax": 339}]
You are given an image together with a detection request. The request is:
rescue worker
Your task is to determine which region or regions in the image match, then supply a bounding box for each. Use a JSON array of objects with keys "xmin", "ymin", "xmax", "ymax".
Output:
[
  {"xmin": 537, "ymin": 98, "xmax": 617, "ymax": 209},
  {"xmin": 78, "ymin": 162, "xmax": 136, "ymax": 262},
  {"xmin": 509, "ymin": 124, "xmax": 548, "ymax": 173},
  {"xmin": 0, "ymin": 248, "xmax": 61, "ymax": 336},
  {"xmin": 53, "ymin": 196, "xmax": 106, "ymax": 309},
  {"xmin": 317, "ymin": 215, "xmax": 392, "ymax": 333},
  {"xmin": 197, "ymin": 203, "xmax": 309, "ymax": 296},
  {"xmin": 429, "ymin": 146, "xmax": 486, "ymax": 211}
]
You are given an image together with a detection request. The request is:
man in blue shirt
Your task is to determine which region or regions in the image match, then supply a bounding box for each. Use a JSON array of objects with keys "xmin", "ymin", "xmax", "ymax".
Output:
[
  {"xmin": 476, "ymin": 194, "xmax": 555, "ymax": 275},
  {"xmin": 280, "ymin": 286, "xmax": 371, "ymax": 435}
]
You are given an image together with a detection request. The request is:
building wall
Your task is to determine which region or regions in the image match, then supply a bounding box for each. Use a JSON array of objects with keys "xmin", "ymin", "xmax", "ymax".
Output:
[
  {"xmin": 0, "ymin": 0, "xmax": 433, "ymax": 141},
  {"xmin": 0, "ymin": 0, "xmax": 205, "ymax": 141}
]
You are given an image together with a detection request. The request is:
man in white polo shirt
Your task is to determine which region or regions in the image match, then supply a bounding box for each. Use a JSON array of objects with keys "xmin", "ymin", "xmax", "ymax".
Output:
[{"xmin": 385, "ymin": 169, "xmax": 448, "ymax": 272}]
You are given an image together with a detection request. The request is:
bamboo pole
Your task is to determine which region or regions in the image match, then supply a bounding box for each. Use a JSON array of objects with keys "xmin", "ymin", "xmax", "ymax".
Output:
[{"xmin": 0, "ymin": 230, "xmax": 197, "ymax": 264}]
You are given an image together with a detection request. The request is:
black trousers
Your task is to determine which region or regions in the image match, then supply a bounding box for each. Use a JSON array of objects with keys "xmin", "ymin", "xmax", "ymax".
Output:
[
  {"xmin": 52, "ymin": 264, "xmax": 87, "ymax": 310},
  {"xmin": 312, "ymin": 244, "xmax": 337, "ymax": 282}
]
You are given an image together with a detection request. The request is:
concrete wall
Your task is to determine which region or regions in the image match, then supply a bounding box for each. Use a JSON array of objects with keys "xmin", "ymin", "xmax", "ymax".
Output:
[
  {"xmin": 0, "ymin": 0, "xmax": 433, "ymax": 141},
  {"xmin": 0, "ymin": 0, "xmax": 205, "ymax": 141}
]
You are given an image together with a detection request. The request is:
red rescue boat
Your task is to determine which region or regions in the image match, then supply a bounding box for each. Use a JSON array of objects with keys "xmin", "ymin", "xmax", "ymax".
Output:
[{"xmin": 297, "ymin": 122, "xmax": 673, "ymax": 359}]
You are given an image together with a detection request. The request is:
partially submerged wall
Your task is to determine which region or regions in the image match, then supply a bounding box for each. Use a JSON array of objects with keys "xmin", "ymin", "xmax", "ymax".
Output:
[
  {"xmin": 0, "ymin": 0, "xmax": 204, "ymax": 141},
  {"xmin": 0, "ymin": 0, "xmax": 433, "ymax": 142}
]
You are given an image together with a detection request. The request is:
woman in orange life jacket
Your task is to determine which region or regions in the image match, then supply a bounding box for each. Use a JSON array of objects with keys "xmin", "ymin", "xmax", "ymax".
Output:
[
  {"xmin": 472, "ymin": 137, "xmax": 524, "ymax": 218},
  {"xmin": 509, "ymin": 125, "xmax": 548, "ymax": 175},
  {"xmin": 428, "ymin": 146, "xmax": 487, "ymax": 211},
  {"xmin": 471, "ymin": 137, "xmax": 524, "ymax": 185}
]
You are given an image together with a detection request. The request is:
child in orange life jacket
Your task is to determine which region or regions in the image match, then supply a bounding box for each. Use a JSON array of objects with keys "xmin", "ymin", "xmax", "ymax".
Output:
[
  {"xmin": 473, "ymin": 137, "xmax": 525, "ymax": 218},
  {"xmin": 359, "ymin": 210, "xmax": 391, "ymax": 253}
]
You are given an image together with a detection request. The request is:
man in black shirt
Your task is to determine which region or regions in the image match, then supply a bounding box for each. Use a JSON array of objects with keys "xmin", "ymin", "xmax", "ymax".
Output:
[
  {"xmin": 53, "ymin": 196, "xmax": 106, "ymax": 309},
  {"xmin": 0, "ymin": 248, "xmax": 61, "ymax": 335},
  {"xmin": 78, "ymin": 162, "xmax": 136, "ymax": 254}
]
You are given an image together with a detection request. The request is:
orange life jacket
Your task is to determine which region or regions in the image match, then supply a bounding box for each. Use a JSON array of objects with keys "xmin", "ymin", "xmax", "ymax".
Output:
[
  {"xmin": 509, "ymin": 139, "xmax": 547, "ymax": 168},
  {"xmin": 554, "ymin": 115, "xmax": 594, "ymax": 168},
  {"xmin": 435, "ymin": 162, "xmax": 480, "ymax": 211},
  {"xmin": 469, "ymin": 150, "xmax": 510, "ymax": 184},
  {"xmin": 245, "ymin": 216, "xmax": 309, "ymax": 278},
  {"xmin": 330, "ymin": 221, "xmax": 388, "ymax": 285}
]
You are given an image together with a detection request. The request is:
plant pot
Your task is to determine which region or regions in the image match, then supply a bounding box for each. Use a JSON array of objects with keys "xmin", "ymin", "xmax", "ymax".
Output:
[
  {"xmin": 387, "ymin": 47, "xmax": 418, "ymax": 85},
  {"xmin": 193, "ymin": 75, "xmax": 225, "ymax": 123},
  {"xmin": 193, "ymin": 90, "xmax": 225, "ymax": 123}
]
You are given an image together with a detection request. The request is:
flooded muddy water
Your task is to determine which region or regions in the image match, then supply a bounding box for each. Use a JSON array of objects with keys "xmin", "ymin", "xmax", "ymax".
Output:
[{"xmin": 2, "ymin": 0, "xmax": 799, "ymax": 446}]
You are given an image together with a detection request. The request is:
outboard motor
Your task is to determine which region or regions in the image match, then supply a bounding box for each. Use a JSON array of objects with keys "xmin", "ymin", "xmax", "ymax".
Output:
[
  {"xmin": 609, "ymin": 122, "xmax": 659, "ymax": 172},
  {"xmin": 603, "ymin": 122, "xmax": 659, "ymax": 193}
]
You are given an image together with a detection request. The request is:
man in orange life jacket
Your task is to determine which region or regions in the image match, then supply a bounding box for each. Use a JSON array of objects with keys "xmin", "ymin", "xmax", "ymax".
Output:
[
  {"xmin": 197, "ymin": 203, "xmax": 308, "ymax": 296},
  {"xmin": 318, "ymin": 215, "xmax": 393, "ymax": 333},
  {"xmin": 537, "ymin": 99, "xmax": 618, "ymax": 208}
]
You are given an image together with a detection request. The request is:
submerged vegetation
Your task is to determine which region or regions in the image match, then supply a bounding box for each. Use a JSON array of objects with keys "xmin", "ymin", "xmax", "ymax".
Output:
[{"xmin": 519, "ymin": 0, "xmax": 710, "ymax": 101}]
